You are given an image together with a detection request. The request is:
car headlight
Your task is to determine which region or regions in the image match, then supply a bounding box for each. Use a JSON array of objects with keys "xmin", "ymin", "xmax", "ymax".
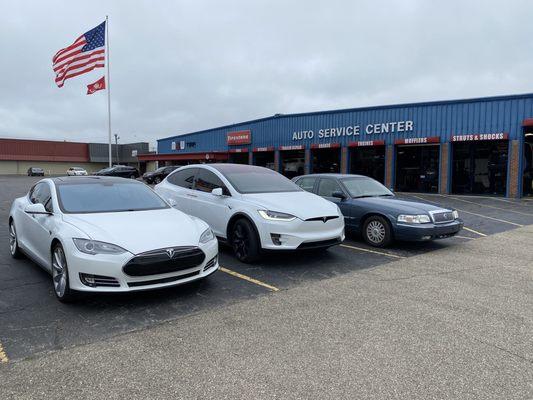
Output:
[
  {"xmin": 258, "ymin": 210, "xmax": 297, "ymax": 222},
  {"xmin": 397, "ymin": 214, "xmax": 431, "ymax": 224},
  {"xmin": 73, "ymin": 238, "xmax": 127, "ymax": 255},
  {"xmin": 199, "ymin": 228, "xmax": 215, "ymax": 243},
  {"xmin": 452, "ymin": 210, "xmax": 459, "ymax": 219}
]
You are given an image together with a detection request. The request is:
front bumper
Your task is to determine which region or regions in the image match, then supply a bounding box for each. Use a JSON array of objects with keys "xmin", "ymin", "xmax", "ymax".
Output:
[
  {"xmin": 394, "ymin": 219, "xmax": 464, "ymax": 241},
  {"xmin": 257, "ymin": 215, "xmax": 345, "ymax": 250},
  {"xmin": 63, "ymin": 239, "xmax": 218, "ymax": 292}
]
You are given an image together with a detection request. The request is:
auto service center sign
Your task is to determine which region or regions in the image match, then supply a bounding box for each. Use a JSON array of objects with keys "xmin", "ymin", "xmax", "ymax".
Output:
[
  {"xmin": 227, "ymin": 130, "xmax": 251, "ymax": 145},
  {"xmin": 291, "ymin": 120, "xmax": 414, "ymax": 141}
]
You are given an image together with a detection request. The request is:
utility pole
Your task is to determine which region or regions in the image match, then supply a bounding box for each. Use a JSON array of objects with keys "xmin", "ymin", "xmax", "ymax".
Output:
[{"xmin": 114, "ymin": 133, "xmax": 120, "ymax": 165}]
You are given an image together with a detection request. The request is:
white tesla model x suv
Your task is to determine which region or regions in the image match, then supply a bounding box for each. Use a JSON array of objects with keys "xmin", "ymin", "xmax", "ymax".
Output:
[
  {"xmin": 155, "ymin": 164, "xmax": 345, "ymax": 262},
  {"xmin": 8, "ymin": 177, "xmax": 218, "ymax": 302}
]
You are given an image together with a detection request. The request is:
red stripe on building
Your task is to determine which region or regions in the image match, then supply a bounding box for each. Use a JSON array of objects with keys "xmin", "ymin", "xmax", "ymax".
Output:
[
  {"xmin": 451, "ymin": 133, "xmax": 508, "ymax": 142},
  {"xmin": 395, "ymin": 136, "xmax": 440, "ymax": 145},
  {"xmin": 137, "ymin": 152, "xmax": 229, "ymax": 162},
  {"xmin": 310, "ymin": 143, "xmax": 340, "ymax": 149},
  {"xmin": 253, "ymin": 146, "xmax": 275, "ymax": 152},
  {"xmin": 228, "ymin": 148, "xmax": 248, "ymax": 153},
  {"xmin": 348, "ymin": 140, "xmax": 385, "ymax": 147}
]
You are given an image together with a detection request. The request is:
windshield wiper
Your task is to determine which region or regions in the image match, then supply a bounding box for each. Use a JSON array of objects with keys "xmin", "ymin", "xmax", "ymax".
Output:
[
  {"xmin": 378, "ymin": 194, "xmax": 394, "ymax": 197},
  {"xmin": 352, "ymin": 195, "xmax": 376, "ymax": 199}
]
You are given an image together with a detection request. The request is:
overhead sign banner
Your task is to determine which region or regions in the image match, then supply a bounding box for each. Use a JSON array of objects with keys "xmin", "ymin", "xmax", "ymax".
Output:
[
  {"xmin": 227, "ymin": 130, "xmax": 251, "ymax": 145},
  {"xmin": 253, "ymin": 146, "xmax": 275, "ymax": 152},
  {"xmin": 310, "ymin": 143, "xmax": 341, "ymax": 149},
  {"xmin": 395, "ymin": 136, "xmax": 440, "ymax": 145},
  {"xmin": 348, "ymin": 140, "xmax": 385, "ymax": 147},
  {"xmin": 451, "ymin": 133, "xmax": 508, "ymax": 142},
  {"xmin": 279, "ymin": 145, "xmax": 304, "ymax": 151}
]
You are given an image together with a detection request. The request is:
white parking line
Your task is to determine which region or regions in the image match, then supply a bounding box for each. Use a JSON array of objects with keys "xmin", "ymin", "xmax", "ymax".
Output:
[
  {"xmin": 406, "ymin": 194, "xmax": 523, "ymax": 227},
  {"xmin": 462, "ymin": 227, "xmax": 487, "ymax": 237},
  {"xmin": 340, "ymin": 244, "xmax": 405, "ymax": 259},
  {"xmin": 445, "ymin": 196, "xmax": 533, "ymax": 217}
]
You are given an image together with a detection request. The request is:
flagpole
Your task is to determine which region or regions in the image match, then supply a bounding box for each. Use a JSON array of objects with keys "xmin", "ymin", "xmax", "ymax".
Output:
[{"xmin": 105, "ymin": 15, "xmax": 112, "ymax": 167}]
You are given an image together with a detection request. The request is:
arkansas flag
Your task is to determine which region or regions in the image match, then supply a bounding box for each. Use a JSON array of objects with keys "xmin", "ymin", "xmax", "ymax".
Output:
[{"xmin": 87, "ymin": 76, "xmax": 105, "ymax": 95}]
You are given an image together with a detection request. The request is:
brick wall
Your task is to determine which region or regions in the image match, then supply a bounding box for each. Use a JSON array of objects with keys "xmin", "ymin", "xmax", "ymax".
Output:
[
  {"xmin": 439, "ymin": 143, "xmax": 450, "ymax": 194},
  {"xmin": 340, "ymin": 147, "xmax": 348, "ymax": 174},
  {"xmin": 385, "ymin": 145, "xmax": 394, "ymax": 189},
  {"xmin": 274, "ymin": 150, "xmax": 280, "ymax": 172},
  {"xmin": 508, "ymin": 140, "xmax": 520, "ymax": 198},
  {"xmin": 304, "ymin": 149, "xmax": 311, "ymax": 175}
]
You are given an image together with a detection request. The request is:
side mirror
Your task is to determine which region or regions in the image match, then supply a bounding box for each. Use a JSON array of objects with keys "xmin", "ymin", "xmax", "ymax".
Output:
[
  {"xmin": 166, "ymin": 198, "xmax": 178, "ymax": 207},
  {"xmin": 331, "ymin": 190, "xmax": 347, "ymax": 200},
  {"xmin": 25, "ymin": 203, "xmax": 51, "ymax": 215},
  {"xmin": 211, "ymin": 187, "xmax": 223, "ymax": 196}
]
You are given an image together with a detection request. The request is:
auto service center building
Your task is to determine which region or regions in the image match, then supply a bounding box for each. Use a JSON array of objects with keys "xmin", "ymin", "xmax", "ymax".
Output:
[{"xmin": 139, "ymin": 93, "xmax": 533, "ymax": 198}]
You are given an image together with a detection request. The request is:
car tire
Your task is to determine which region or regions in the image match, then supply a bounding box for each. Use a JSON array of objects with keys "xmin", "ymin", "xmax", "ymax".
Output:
[
  {"xmin": 362, "ymin": 215, "xmax": 392, "ymax": 247},
  {"xmin": 9, "ymin": 221, "xmax": 23, "ymax": 259},
  {"xmin": 51, "ymin": 243, "xmax": 76, "ymax": 303},
  {"xmin": 230, "ymin": 218, "xmax": 260, "ymax": 263},
  {"xmin": 154, "ymin": 176, "xmax": 161, "ymax": 184}
]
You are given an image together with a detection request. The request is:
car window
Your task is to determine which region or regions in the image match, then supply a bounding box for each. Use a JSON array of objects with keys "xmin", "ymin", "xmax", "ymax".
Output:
[
  {"xmin": 194, "ymin": 169, "xmax": 229, "ymax": 194},
  {"xmin": 295, "ymin": 177, "xmax": 317, "ymax": 193},
  {"xmin": 29, "ymin": 182, "xmax": 53, "ymax": 212},
  {"xmin": 167, "ymin": 168, "xmax": 196, "ymax": 189},
  {"xmin": 317, "ymin": 178, "xmax": 342, "ymax": 197}
]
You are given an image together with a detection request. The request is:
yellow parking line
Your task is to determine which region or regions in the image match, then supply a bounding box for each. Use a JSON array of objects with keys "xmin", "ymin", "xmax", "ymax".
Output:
[
  {"xmin": 462, "ymin": 226, "xmax": 487, "ymax": 237},
  {"xmin": 446, "ymin": 196, "xmax": 533, "ymax": 217},
  {"xmin": 220, "ymin": 267, "xmax": 279, "ymax": 292},
  {"xmin": 340, "ymin": 244, "xmax": 405, "ymax": 259},
  {"xmin": 407, "ymin": 194, "xmax": 523, "ymax": 227},
  {"xmin": 0, "ymin": 341, "xmax": 8, "ymax": 363}
]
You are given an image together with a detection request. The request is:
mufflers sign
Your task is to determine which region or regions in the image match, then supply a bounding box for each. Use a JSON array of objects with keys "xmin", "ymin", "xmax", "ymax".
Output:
[{"xmin": 291, "ymin": 120, "xmax": 414, "ymax": 141}]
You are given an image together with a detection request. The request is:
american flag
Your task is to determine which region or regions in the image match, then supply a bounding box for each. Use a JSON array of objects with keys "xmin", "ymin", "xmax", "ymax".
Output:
[{"xmin": 53, "ymin": 21, "xmax": 106, "ymax": 88}]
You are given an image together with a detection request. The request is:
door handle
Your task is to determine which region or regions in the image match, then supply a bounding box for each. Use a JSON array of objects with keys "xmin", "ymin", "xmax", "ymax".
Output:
[{"xmin": 186, "ymin": 193, "xmax": 197, "ymax": 198}]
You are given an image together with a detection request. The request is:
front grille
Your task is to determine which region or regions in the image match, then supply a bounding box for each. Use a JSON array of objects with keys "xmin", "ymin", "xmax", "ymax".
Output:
[
  {"xmin": 305, "ymin": 216, "xmax": 339, "ymax": 223},
  {"xmin": 127, "ymin": 271, "xmax": 200, "ymax": 287},
  {"xmin": 297, "ymin": 237, "xmax": 342, "ymax": 249},
  {"xmin": 123, "ymin": 246, "xmax": 205, "ymax": 277},
  {"xmin": 431, "ymin": 211, "xmax": 455, "ymax": 224}
]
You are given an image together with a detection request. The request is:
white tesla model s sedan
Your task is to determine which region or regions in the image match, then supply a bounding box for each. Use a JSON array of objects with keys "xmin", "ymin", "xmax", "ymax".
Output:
[
  {"xmin": 8, "ymin": 177, "xmax": 218, "ymax": 302},
  {"xmin": 155, "ymin": 164, "xmax": 345, "ymax": 263}
]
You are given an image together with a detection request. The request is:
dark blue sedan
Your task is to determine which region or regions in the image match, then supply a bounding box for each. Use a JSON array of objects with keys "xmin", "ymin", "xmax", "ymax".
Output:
[{"xmin": 293, "ymin": 174, "xmax": 463, "ymax": 247}]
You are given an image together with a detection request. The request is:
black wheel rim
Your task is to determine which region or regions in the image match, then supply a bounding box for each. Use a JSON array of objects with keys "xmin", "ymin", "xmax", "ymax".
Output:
[{"xmin": 232, "ymin": 224, "xmax": 249, "ymax": 260}]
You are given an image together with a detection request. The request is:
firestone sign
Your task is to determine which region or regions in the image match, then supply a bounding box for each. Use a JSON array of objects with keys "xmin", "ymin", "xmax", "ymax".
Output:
[{"xmin": 291, "ymin": 120, "xmax": 414, "ymax": 141}]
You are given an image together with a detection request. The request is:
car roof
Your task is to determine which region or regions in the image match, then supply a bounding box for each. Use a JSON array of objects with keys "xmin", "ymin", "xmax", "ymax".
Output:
[
  {"xmin": 296, "ymin": 173, "xmax": 367, "ymax": 179},
  {"xmin": 51, "ymin": 176, "xmax": 141, "ymax": 185}
]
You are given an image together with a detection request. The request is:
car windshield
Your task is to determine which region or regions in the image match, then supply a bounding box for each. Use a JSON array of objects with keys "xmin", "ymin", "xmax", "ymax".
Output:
[
  {"xmin": 341, "ymin": 177, "xmax": 393, "ymax": 198},
  {"xmin": 56, "ymin": 181, "xmax": 169, "ymax": 213},
  {"xmin": 213, "ymin": 164, "xmax": 301, "ymax": 194}
]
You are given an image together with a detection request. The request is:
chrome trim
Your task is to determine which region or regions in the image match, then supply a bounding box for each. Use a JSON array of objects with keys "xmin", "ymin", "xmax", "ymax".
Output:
[
  {"xmin": 428, "ymin": 209, "xmax": 454, "ymax": 224},
  {"xmin": 135, "ymin": 246, "xmax": 198, "ymax": 258}
]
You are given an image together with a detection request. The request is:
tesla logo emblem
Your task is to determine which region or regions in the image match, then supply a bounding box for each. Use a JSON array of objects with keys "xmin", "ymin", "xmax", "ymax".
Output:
[
  {"xmin": 165, "ymin": 248, "xmax": 175, "ymax": 258},
  {"xmin": 322, "ymin": 217, "xmax": 328, "ymax": 223}
]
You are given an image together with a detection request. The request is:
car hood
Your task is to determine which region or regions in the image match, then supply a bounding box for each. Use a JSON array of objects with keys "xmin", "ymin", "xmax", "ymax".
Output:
[
  {"xmin": 349, "ymin": 196, "xmax": 449, "ymax": 215},
  {"xmin": 242, "ymin": 191, "xmax": 340, "ymax": 220},
  {"xmin": 62, "ymin": 208, "xmax": 207, "ymax": 255}
]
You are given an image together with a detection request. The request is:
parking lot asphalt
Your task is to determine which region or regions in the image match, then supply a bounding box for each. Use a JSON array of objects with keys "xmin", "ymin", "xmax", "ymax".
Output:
[
  {"xmin": 1, "ymin": 220, "xmax": 532, "ymax": 399},
  {"xmin": 0, "ymin": 175, "xmax": 532, "ymax": 365}
]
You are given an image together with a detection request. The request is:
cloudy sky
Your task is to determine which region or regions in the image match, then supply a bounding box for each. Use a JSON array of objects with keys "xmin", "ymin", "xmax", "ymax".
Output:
[{"xmin": 1, "ymin": 0, "xmax": 532, "ymax": 148}]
